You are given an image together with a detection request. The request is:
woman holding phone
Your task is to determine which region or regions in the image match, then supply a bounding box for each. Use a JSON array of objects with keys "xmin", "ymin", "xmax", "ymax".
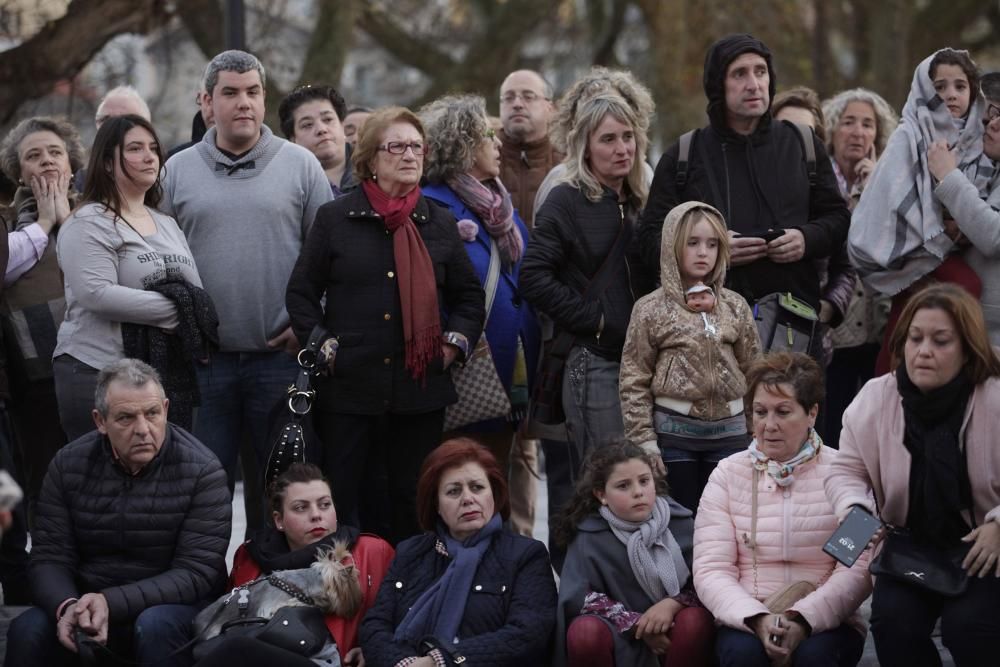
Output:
[
  {"xmin": 828, "ymin": 284, "xmax": 1000, "ymax": 667},
  {"xmin": 694, "ymin": 352, "xmax": 872, "ymax": 667}
]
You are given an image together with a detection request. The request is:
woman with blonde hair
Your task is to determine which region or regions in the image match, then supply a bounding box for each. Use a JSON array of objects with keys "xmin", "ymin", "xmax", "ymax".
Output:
[{"xmin": 520, "ymin": 87, "xmax": 656, "ymax": 460}]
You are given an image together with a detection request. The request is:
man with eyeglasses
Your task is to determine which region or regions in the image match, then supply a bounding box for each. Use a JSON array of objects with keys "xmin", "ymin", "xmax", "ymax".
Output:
[
  {"xmin": 161, "ymin": 50, "xmax": 332, "ymax": 498},
  {"xmin": 929, "ymin": 71, "xmax": 1000, "ymax": 344},
  {"xmin": 499, "ymin": 70, "xmax": 562, "ymax": 230}
]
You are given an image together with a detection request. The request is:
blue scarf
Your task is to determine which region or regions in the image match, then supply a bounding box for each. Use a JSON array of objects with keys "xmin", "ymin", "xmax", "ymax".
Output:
[{"xmin": 393, "ymin": 513, "xmax": 503, "ymax": 646}]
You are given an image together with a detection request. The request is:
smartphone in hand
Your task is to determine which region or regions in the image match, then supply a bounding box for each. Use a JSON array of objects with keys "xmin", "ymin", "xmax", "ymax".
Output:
[
  {"xmin": 769, "ymin": 616, "xmax": 783, "ymax": 646},
  {"xmin": 823, "ymin": 506, "xmax": 882, "ymax": 567},
  {"xmin": 760, "ymin": 229, "xmax": 784, "ymax": 243}
]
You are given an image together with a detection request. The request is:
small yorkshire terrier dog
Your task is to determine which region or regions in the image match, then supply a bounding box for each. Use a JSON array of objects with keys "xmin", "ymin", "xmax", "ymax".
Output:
[{"xmin": 194, "ymin": 542, "xmax": 362, "ymax": 640}]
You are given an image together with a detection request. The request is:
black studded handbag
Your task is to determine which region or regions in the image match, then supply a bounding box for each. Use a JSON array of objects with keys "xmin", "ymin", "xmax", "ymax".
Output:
[{"xmin": 263, "ymin": 326, "xmax": 329, "ymax": 489}]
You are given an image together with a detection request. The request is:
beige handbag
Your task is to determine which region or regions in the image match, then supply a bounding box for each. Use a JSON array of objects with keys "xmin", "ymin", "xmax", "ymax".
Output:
[{"xmin": 747, "ymin": 468, "xmax": 827, "ymax": 613}]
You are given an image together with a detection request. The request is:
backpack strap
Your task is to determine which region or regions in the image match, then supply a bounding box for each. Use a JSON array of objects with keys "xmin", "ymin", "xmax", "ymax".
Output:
[
  {"xmin": 674, "ymin": 129, "xmax": 697, "ymax": 189},
  {"xmin": 791, "ymin": 122, "xmax": 817, "ymax": 187}
]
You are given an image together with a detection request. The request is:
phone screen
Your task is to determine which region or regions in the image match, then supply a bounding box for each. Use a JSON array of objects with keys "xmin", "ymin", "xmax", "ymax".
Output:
[{"xmin": 823, "ymin": 506, "xmax": 882, "ymax": 567}]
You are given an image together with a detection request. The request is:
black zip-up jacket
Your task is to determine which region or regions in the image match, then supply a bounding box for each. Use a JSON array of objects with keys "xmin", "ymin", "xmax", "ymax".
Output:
[
  {"xmin": 30, "ymin": 426, "xmax": 231, "ymax": 623},
  {"xmin": 520, "ymin": 183, "xmax": 654, "ymax": 361},
  {"xmin": 638, "ymin": 34, "xmax": 850, "ymax": 311},
  {"xmin": 285, "ymin": 187, "xmax": 485, "ymax": 415}
]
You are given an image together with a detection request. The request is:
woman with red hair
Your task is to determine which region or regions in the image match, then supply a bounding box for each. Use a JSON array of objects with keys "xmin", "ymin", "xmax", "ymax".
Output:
[{"xmin": 360, "ymin": 438, "xmax": 557, "ymax": 666}]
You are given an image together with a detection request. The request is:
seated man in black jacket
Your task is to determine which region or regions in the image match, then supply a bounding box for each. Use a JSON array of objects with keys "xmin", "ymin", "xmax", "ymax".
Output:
[
  {"xmin": 638, "ymin": 34, "xmax": 850, "ymax": 358},
  {"xmin": 5, "ymin": 358, "xmax": 231, "ymax": 667}
]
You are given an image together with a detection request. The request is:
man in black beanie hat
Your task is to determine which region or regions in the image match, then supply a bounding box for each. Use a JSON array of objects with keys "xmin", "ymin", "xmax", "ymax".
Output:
[{"xmin": 638, "ymin": 34, "xmax": 849, "ymax": 358}]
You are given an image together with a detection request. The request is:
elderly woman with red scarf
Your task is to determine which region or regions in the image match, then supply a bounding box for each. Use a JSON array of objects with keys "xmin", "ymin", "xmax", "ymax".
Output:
[{"xmin": 286, "ymin": 106, "xmax": 485, "ymax": 545}]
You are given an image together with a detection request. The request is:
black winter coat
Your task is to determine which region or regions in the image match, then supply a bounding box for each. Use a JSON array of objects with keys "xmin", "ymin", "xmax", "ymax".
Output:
[
  {"xmin": 360, "ymin": 530, "xmax": 557, "ymax": 667},
  {"xmin": 638, "ymin": 35, "xmax": 850, "ymax": 311},
  {"xmin": 30, "ymin": 425, "xmax": 231, "ymax": 622},
  {"xmin": 520, "ymin": 183, "xmax": 654, "ymax": 361},
  {"xmin": 286, "ymin": 187, "xmax": 485, "ymax": 415}
]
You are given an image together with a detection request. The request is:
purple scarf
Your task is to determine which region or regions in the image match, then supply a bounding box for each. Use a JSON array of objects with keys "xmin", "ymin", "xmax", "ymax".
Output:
[{"xmin": 446, "ymin": 173, "xmax": 523, "ymax": 266}]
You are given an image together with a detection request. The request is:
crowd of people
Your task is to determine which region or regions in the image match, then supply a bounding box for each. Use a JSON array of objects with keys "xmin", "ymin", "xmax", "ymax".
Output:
[{"xmin": 0, "ymin": 31, "xmax": 999, "ymax": 667}]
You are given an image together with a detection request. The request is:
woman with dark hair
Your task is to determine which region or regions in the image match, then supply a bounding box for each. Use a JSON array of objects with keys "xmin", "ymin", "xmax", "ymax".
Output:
[
  {"xmin": 360, "ymin": 438, "xmax": 556, "ymax": 666},
  {"xmin": 194, "ymin": 462, "xmax": 394, "ymax": 666},
  {"xmin": 53, "ymin": 114, "xmax": 205, "ymax": 439},
  {"xmin": 285, "ymin": 107, "xmax": 484, "ymax": 545},
  {"xmin": 0, "ymin": 116, "xmax": 84, "ymax": 516},
  {"xmin": 552, "ymin": 441, "xmax": 714, "ymax": 667},
  {"xmin": 419, "ymin": 94, "xmax": 536, "ymax": 479},
  {"xmin": 828, "ymin": 284, "xmax": 1000, "ymax": 666},
  {"xmin": 695, "ymin": 352, "xmax": 871, "ymax": 667}
]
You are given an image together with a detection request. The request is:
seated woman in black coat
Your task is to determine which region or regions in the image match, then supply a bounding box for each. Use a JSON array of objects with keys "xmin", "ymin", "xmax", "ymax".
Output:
[{"xmin": 360, "ymin": 438, "xmax": 557, "ymax": 666}]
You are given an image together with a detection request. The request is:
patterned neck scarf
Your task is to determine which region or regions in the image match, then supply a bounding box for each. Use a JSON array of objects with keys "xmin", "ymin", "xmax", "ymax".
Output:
[{"xmin": 748, "ymin": 427, "xmax": 822, "ymax": 487}]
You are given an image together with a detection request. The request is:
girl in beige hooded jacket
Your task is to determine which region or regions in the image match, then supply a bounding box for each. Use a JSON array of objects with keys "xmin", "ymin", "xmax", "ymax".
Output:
[{"xmin": 620, "ymin": 202, "xmax": 761, "ymax": 512}]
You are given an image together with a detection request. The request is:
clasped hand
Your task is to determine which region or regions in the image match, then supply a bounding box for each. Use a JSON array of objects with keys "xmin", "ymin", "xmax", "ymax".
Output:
[
  {"xmin": 56, "ymin": 593, "xmax": 109, "ymax": 653},
  {"xmin": 750, "ymin": 612, "xmax": 807, "ymax": 666},
  {"xmin": 634, "ymin": 598, "xmax": 681, "ymax": 655}
]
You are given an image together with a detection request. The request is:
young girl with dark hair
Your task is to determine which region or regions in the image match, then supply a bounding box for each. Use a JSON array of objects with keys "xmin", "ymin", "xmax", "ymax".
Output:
[
  {"xmin": 552, "ymin": 442, "xmax": 714, "ymax": 667},
  {"xmin": 850, "ymin": 48, "xmax": 993, "ymax": 375}
]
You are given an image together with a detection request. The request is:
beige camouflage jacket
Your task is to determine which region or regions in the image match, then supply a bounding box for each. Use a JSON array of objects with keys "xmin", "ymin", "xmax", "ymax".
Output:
[{"xmin": 620, "ymin": 201, "xmax": 761, "ymax": 449}]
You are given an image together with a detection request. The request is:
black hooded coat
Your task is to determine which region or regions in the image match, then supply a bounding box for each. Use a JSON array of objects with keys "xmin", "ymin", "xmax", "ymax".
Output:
[{"xmin": 637, "ymin": 34, "xmax": 849, "ymax": 311}]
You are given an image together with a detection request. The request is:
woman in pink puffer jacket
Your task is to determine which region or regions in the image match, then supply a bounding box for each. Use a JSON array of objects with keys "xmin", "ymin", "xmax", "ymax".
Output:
[{"xmin": 693, "ymin": 352, "xmax": 872, "ymax": 667}]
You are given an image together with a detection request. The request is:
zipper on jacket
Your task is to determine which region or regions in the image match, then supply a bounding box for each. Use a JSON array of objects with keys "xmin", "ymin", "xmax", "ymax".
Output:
[
  {"xmin": 782, "ymin": 483, "xmax": 792, "ymax": 583},
  {"xmin": 520, "ymin": 149, "xmax": 529, "ymax": 167},
  {"xmin": 620, "ymin": 203, "xmax": 636, "ymax": 302}
]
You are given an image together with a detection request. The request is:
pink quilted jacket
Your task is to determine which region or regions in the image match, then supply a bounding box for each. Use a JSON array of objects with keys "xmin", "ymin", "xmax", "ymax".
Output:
[
  {"xmin": 693, "ymin": 446, "xmax": 871, "ymax": 636},
  {"xmin": 826, "ymin": 373, "xmax": 1000, "ymax": 528}
]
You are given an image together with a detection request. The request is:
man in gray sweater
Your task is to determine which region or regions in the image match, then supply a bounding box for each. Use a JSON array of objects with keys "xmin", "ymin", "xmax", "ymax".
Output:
[
  {"xmin": 928, "ymin": 72, "xmax": 1000, "ymax": 344},
  {"xmin": 161, "ymin": 50, "xmax": 332, "ymax": 493}
]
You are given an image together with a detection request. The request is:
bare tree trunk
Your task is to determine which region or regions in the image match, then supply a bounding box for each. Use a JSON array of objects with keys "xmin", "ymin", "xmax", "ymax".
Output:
[
  {"xmin": 0, "ymin": 0, "xmax": 164, "ymax": 124},
  {"xmin": 298, "ymin": 0, "xmax": 359, "ymax": 87},
  {"xmin": 634, "ymin": 0, "xmax": 690, "ymax": 154}
]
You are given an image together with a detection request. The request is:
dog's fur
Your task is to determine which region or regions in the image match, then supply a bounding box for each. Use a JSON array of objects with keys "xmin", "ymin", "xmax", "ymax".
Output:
[{"xmin": 194, "ymin": 542, "xmax": 362, "ymax": 640}]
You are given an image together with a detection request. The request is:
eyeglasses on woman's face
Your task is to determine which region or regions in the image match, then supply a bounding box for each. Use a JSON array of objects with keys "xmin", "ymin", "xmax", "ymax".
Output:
[{"xmin": 378, "ymin": 141, "xmax": 425, "ymax": 156}]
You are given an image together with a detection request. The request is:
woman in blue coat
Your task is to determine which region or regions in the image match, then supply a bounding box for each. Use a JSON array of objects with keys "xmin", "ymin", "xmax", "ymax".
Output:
[{"xmin": 420, "ymin": 94, "xmax": 539, "ymax": 476}]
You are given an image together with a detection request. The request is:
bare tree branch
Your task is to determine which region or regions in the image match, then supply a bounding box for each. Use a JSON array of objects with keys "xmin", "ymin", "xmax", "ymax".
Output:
[
  {"xmin": 298, "ymin": 0, "xmax": 359, "ymax": 87},
  {"xmin": 356, "ymin": 4, "xmax": 455, "ymax": 75},
  {"xmin": 173, "ymin": 0, "xmax": 225, "ymax": 58},
  {"xmin": 0, "ymin": 0, "xmax": 164, "ymax": 124}
]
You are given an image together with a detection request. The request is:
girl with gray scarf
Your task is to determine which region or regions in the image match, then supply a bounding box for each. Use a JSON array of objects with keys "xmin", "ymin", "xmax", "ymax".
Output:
[{"xmin": 552, "ymin": 442, "xmax": 714, "ymax": 667}]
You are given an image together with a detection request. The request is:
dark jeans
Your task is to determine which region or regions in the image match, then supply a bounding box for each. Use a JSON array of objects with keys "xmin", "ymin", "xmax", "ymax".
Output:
[
  {"xmin": 822, "ymin": 343, "xmax": 879, "ymax": 449},
  {"xmin": 53, "ymin": 354, "xmax": 100, "ymax": 442},
  {"xmin": 193, "ymin": 350, "xmax": 299, "ymax": 494},
  {"xmin": 562, "ymin": 346, "xmax": 624, "ymax": 458},
  {"xmin": 7, "ymin": 378, "xmax": 66, "ymax": 520},
  {"xmin": 315, "ymin": 409, "xmax": 444, "ymax": 546},
  {"xmin": 6, "ymin": 603, "xmax": 201, "ymax": 667},
  {"xmin": 659, "ymin": 434, "xmax": 747, "ymax": 514},
  {"xmin": 871, "ymin": 571, "xmax": 1000, "ymax": 667},
  {"xmin": 716, "ymin": 624, "xmax": 864, "ymax": 667}
]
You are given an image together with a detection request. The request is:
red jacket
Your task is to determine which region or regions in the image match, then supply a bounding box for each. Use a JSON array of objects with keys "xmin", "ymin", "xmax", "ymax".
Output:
[{"xmin": 229, "ymin": 534, "xmax": 395, "ymax": 659}]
